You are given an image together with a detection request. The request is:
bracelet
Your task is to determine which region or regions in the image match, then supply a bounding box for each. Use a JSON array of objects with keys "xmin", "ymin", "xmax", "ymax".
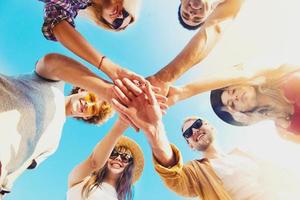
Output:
[{"xmin": 98, "ymin": 56, "xmax": 106, "ymax": 70}]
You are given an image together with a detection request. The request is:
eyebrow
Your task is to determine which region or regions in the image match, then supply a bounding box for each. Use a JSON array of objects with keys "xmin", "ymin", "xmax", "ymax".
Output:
[
  {"xmin": 181, "ymin": 12, "xmax": 190, "ymax": 20},
  {"xmin": 192, "ymin": 17, "xmax": 203, "ymax": 23}
]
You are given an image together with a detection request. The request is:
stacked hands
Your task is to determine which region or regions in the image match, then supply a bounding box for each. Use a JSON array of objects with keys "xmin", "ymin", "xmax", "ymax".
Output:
[{"xmin": 111, "ymin": 77, "xmax": 168, "ymax": 132}]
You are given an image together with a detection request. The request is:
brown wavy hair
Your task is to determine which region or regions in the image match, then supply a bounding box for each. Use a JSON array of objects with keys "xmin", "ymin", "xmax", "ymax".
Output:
[
  {"xmin": 81, "ymin": 146, "xmax": 134, "ymax": 200},
  {"xmin": 69, "ymin": 86, "xmax": 114, "ymax": 125}
]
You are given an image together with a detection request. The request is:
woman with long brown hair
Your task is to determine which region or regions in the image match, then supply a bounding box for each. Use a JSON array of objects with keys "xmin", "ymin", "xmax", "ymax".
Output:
[
  {"xmin": 39, "ymin": 0, "xmax": 145, "ymax": 84},
  {"xmin": 146, "ymin": 62, "xmax": 300, "ymax": 143},
  {"xmin": 67, "ymin": 119, "xmax": 144, "ymax": 200}
]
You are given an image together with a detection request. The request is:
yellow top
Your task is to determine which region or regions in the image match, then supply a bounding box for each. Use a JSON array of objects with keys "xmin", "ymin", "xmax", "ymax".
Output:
[{"xmin": 153, "ymin": 144, "xmax": 232, "ymax": 200}]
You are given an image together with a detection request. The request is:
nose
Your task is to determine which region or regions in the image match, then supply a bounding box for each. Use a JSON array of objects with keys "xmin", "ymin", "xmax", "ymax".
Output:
[
  {"xmin": 114, "ymin": 154, "xmax": 122, "ymax": 161},
  {"xmin": 189, "ymin": 0, "xmax": 202, "ymax": 9}
]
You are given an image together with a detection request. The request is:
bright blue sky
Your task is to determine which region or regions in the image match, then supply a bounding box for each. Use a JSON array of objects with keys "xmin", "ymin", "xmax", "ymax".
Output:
[{"xmin": 1, "ymin": 0, "xmax": 300, "ymax": 200}]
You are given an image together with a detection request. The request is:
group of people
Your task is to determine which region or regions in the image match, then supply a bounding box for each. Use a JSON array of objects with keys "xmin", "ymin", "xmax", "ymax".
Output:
[{"xmin": 1, "ymin": 0, "xmax": 299, "ymax": 199}]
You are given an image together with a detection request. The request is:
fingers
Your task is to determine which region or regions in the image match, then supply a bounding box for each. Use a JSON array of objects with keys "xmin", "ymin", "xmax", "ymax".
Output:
[
  {"xmin": 144, "ymin": 82, "xmax": 156, "ymax": 105},
  {"xmin": 112, "ymin": 85, "xmax": 130, "ymax": 105},
  {"xmin": 155, "ymin": 94, "xmax": 167, "ymax": 104},
  {"xmin": 111, "ymin": 98, "xmax": 129, "ymax": 115},
  {"xmin": 122, "ymin": 78, "xmax": 143, "ymax": 96},
  {"xmin": 151, "ymin": 85, "xmax": 161, "ymax": 93},
  {"xmin": 159, "ymin": 102, "xmax": 168, "ymax": 111},
  {"xmin": 114, "ymin": 79, "xmax": 135, "ymax": 101},
  {"xmin": 131, "ymin": 73, "xmax": 147, "ymax": 86}
]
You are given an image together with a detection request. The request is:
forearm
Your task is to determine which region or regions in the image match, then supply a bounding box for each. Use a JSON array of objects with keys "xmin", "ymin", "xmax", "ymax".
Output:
[
  {"xmin": 154, "ymin": 29, "xmax": 211, "ymax": 83},
  {"xmin": 38, "ymin": 53, "xmax": 113, "ymax": 101},
  {"xmin": 91, "ymin": 120, "xmax": 128, "ymax": 168},
  {"xmin": 154, "ymin": 0, "xmax": 243, "ymax": 84},
  {"xmin": 53, "ymin": 21, "xmax": 120, "ymax": 79},
  {"xmin": 145, "ymin": 121, "xmax": 176, "ymax": 167}
]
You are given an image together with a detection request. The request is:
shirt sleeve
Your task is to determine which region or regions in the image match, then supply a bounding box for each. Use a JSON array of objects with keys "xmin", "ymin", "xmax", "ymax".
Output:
[
  {"xmin": 153, "ymin": 144, "xmax": 199, "ymax": 197},
  {"xmin": 41, "ymin": 1, "xmax": 76, "ymax": 41}
]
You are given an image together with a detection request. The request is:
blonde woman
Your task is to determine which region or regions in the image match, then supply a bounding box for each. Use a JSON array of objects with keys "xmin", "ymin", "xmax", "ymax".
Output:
[
  {"xmin": 149, "ymin": 63, "xmax": 300, "ymax": 143},
  {"xmin": 39, "ymin": 0, "xmax": 144, "ymax": 83},
  {"xmin": 67, "ymin": 120, "xmax": 144, "ymax": 200}
]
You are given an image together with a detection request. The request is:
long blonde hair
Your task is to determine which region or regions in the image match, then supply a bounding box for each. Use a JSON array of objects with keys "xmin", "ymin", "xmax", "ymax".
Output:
[
  {"xmin": 80, "ymin": 0, "xmax": 141, "ymax": 31},
  {"xmin": 230, "ymin": 73, "xmax": 294, "ymax": 126}
]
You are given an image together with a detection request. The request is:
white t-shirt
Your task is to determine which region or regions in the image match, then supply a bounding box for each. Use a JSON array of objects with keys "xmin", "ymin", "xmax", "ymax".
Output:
[
  {"xmin": 67, "ymin": 180, "xmax": 118, "ymax": 200},
  {"xmin": 210, "ymin": 150, "xmax": 300, "ymax": 200},
  {"xmin": 0, "ymin": 72, "xmax": 66, "ymax": 192}
]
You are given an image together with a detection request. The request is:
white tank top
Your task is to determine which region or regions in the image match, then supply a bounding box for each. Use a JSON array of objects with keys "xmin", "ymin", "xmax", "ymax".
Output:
[{"xmin": 67, "ymin": 179, "xmax": 118, "ymax": 200}]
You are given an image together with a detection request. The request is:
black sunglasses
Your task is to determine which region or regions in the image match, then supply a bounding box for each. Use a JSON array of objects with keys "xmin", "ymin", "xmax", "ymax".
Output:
[
  {"xmin": 103, "ymin": 9, "xmax": 132, "ymax": 30},
  {"xmin": 182, "ymin": 119, "xmax": 203, "ymax": 139},
  {"xmin": 110, "ymin": 149, "xmax": 133, "ymax": 163}
]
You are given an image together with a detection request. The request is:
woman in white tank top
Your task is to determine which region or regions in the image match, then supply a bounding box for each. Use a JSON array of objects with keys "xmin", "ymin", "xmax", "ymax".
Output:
[{"xmin": 67, "ymin": 120, "xmax": 144, "ymax": 200}]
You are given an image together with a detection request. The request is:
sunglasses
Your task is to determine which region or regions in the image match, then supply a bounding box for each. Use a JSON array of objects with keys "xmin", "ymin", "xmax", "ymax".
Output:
[
  {"xmin": 182, "ymin": 119, "xmax": 203, "ymax": 139},
  {"xmin": 102, "ymin": 9, "xmax": 132, "ymax": 30},
  {"xmin": 110, "ymin": 149, "xmax": 133, "ymax": 163},
  {"xmin": 84, "ymin": 93, "xmax": 99, "ymax": 115}
]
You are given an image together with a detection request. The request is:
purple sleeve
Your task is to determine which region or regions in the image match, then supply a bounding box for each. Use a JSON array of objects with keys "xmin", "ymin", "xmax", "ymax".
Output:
[{"xmin": 41, "ymin": 2, "xmax": 76, "ymax": 41}]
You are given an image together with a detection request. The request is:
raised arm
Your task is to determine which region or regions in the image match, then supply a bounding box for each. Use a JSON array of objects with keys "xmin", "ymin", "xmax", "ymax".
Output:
[
  {"xmin": 52, "ymin": 21, "xmax": 121, "ymax": 80},
  {"xmin": 35, "ymin": 53, "xmax": 116, "ymax": 102},
  {"xmin": 68, "ymin": 120, "xmax": 128, "ymax": 188},
  {"xmin": 153, "ymin": 0, "xmax": 245, "ymax": 84},
  {"xmin": 111, "ymin": 80, "xmax": 200, "ymax": 197},
  {"xmin": 167, "ymin": 63, "xmax": 300, "ymax": 106}
]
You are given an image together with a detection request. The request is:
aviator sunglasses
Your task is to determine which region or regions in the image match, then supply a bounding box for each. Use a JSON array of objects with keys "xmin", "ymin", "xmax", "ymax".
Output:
[
  {"xmin": 110, "ymin": 149, "xmax": 133, "ymax": 163},
  {"xmin": 84, "ymin": 93, "xmax": 99, "ymax": 115},
  {"xmin": 182, "ymin": 119, "xmax": 203, "ymax": 139}
]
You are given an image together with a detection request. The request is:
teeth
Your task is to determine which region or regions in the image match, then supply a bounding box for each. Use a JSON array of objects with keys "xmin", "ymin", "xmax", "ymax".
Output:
[{"xmin": 112, "ymin": 163, "xmax": 121, "ymax": 168}]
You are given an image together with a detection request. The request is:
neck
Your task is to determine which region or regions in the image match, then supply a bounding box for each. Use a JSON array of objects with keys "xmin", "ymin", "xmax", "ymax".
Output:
[
  {"xmin": 103, "ymin": 171, "xmax": 119, "ymax": 188},
  {"xmin": 202, "ymin": 142, "xmax": 224, "ymax": 159},
  {"xmin": 65, "ymin": 96, "xmax": 73, "ymax": 117}
]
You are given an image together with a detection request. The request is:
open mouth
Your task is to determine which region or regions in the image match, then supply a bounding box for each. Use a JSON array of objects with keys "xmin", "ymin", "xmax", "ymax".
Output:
[
  {"xmin": 196, "ymin": 133, "xmax": 205, "ymax": 142},
  {"xmin": 111, "ymin": 161, "xmax": 123, "ymax": 168},
  {"xmin": 78, "ymin": 99, "xmax": 85, "ymax": 113}
]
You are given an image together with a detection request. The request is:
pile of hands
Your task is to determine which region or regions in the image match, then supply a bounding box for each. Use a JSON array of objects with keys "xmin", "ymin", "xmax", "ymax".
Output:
[{"xmin": 110, "ymin": 75, "xmax": 169, "ymax": 133}]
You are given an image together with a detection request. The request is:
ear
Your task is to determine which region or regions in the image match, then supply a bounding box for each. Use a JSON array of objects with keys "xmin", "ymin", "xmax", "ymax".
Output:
[{"xmin": 78, "ymin": 88, "xmax": 86, "ymax": 93}]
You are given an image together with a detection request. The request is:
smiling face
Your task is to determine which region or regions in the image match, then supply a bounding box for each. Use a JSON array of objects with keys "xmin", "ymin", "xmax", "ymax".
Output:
[
  {"xmin": 107, "ymin": 147, "xmax": 133, "ymax": 176},
  {"xmin": 182, "ymin": 119, "xmax": 215, "ymax": 151},
  {"xmin": 221, "ymin": 85, "xmax": 258, "ymax": 112},
  {"xmin": 69, "ymin": 91, "xmax": 103, "ymax": 120},
  {"xmin": 180, "ymin": 0, "xmax": 211, "ymax": 27},
  {"xmin": 100, "ymin": 1, "xmax": 133, "ymax": 30}
]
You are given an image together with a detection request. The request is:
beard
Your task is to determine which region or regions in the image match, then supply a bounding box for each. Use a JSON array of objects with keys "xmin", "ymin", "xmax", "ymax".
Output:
[{"xmin": 194, "ymin": 134, "xmax": 213, "ymax": 151}]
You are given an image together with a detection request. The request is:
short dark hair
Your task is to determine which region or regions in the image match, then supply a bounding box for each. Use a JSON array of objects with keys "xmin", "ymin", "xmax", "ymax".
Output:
[
  {"xmin": 178, "ymin": 4, "xmax": 203, "ymax": 30},
  {"xmin": 70, "ymin": 87, "xmax": 114, "ymax": 125}
]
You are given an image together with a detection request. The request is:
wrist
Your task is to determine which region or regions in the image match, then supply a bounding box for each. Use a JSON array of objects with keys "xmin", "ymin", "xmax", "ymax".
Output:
[
  {"xmin": 101, "ymin": 58, "xmax": 121, "ymax": 80},
  {"xmin": 96, "ymin": 83, "xmax": 113, "ymax": 102},
  {"xmin": 144, "ymin": 121, "xmax": 165, "ymax": 145}
]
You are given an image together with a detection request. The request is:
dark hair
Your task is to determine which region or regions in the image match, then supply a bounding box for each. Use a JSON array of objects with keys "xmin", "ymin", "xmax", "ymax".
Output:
[
  {"xmin": 69, "ymin": 87, "xmax": 114, "ymax": 125},
  {"xmin": 178, "ymin": 4, "xmax": 203, "ymax": 30},
  {"xmin": 82, "ymin": 161, "xmax": 135, "ymax": 200},
  {"xmin": 210, "ymin": 89, "xmax": 246, "ymax": 126}
]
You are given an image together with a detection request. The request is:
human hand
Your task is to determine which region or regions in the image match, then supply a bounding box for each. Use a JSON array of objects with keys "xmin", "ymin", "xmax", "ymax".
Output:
[
  {"xmin": 166, "ymin": 86, "xmax": 183, "ymax": 106},
  {"xmin": 147, "ymin": 75, "xmax": 171, "ymax": 97},
  {"xmin": 111, "ymin": 79, "xmax": 168, "ymax": 133},
  {"xmin": 112, "ymin": 67, "xmax": 147, "ymax": 88}
]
